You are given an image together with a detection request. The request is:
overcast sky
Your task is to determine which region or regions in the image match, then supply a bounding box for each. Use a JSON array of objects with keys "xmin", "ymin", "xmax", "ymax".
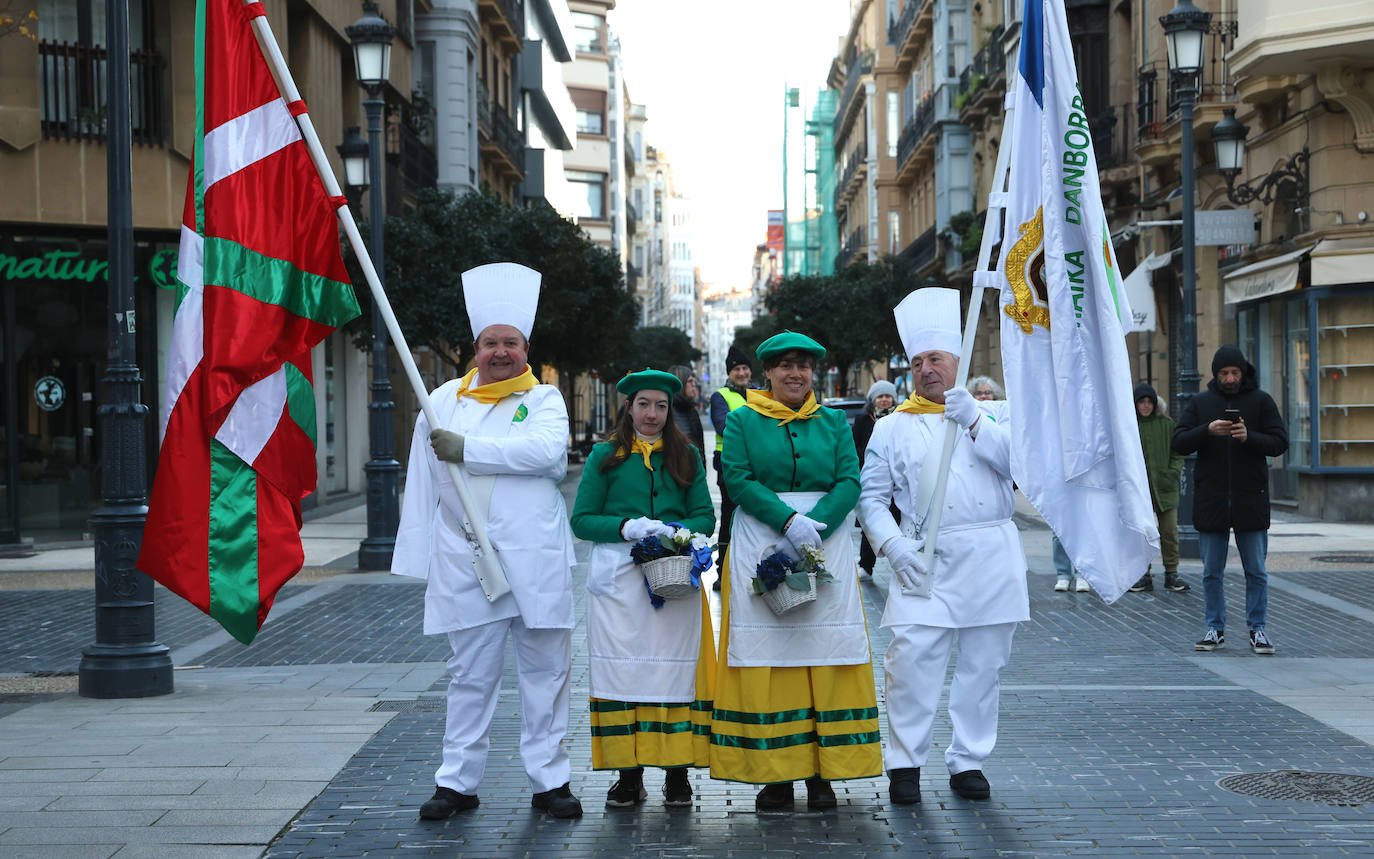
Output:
[{"xmin": 607, "ymin": 0, "xmax": 853, "ymax": 292}]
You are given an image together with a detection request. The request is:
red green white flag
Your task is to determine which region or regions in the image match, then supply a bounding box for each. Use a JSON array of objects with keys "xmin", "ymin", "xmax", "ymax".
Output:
[{"xmin": 139, "ymin": 0, "xmax": 360, "ymax": 644}]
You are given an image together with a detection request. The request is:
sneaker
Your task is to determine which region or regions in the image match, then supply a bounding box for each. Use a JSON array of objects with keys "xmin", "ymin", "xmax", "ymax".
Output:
[
  {"xmin": 1129, "ymin": 575, "xmax": 1153, "ymax": 592},
  {"xmin": 1074, "ymin": 576, "xmax": 1091, "ymax": 592},
  {"xmin": 605, "ymin": 769, "xmax": 646, "ymax": 808},
  {"xmin": 532, "ymin": 783, "xmax": 583, "ymax": 818},
  {"xmin": 1195, "ymin": 629, "xmax": 1224, "ymax": 651},
  {"xmin": 1054, "ymin": 576, "xmax": 1070, "ymax": 592},
  {"xmin": 1250, "ymin": 629, "xmax": 1276, "ymax": 655},
  {"xmin": 418, "ymin": 786, "xmax": 479, "ymax": 819},
  {"xmin": 1165, "ymin": 573, "xmax": 1190, "ymax": 592},
  {"xmin": 663, "ymin": 769, "xmax": 692, "ymax": 807}
]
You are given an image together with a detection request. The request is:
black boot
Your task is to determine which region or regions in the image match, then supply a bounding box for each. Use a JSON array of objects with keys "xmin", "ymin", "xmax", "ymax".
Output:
[
  {"xmin": 663, "ymin": 766, "xmax": 692, "ymax": 806},
  {"xmin": 606, "ymin": 767, "xmax": 646, "ymax": 808}
]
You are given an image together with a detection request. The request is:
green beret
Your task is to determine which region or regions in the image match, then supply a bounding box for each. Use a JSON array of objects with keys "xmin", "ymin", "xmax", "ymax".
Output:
[
  {"xmin": 756, "ymin": 330, "xmax": 826, "ymax": 363},
  {"xmin": 616, "ymin": 368, "xmax": 682, "ymax": 399}
]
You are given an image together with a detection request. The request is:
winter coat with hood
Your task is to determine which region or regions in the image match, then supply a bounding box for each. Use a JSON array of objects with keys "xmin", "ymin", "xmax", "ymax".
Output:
[
  {"xmin": 1171, "ymin": 345, "xmax": 1288, "ymax": 532},
  {"xmin": 1135, "ymin": 383, "xmax": 1183, "ymax": 513}
]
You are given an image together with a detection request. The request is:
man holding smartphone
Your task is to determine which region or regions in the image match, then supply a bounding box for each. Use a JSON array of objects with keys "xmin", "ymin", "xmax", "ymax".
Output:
[{"xmin": 1172, "ymin": 345, "xmax": 1289, "ymax": 655}]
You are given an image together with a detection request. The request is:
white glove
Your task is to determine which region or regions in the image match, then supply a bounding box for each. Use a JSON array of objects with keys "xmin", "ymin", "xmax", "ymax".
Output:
[
  {"xmin": 883, "ymin": 536, "xmax": 929, "ymax": 591},
  {"xmin": 783, "ymin": 513, "xmax": 825, "ymax": 556},
  {"xmin": 942, "ymin": 386, "xmax": 982, "ymax": 431},
  {"xmin": 429, "ymin": 428, "xmax": 465, "ymax": 463},
  {"xmin": 621, "ymin": 517, "xmax": 673, "ymax": 542}
]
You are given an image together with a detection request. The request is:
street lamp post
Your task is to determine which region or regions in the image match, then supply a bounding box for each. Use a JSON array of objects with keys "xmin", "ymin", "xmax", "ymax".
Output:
[
  {"xmin": 346, "ymin": 2, "xmax": 399, "ymax": 571},
  {"xmin": 78, "ymin": 0, "xmax": 173, "ymax": 698},
  {"xmin": 1161, "ymin": 0, "xmax": 1211, "ymax": 560}
]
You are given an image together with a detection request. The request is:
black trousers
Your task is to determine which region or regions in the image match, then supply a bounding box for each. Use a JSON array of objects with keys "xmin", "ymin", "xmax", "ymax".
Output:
[
  {"xmin": 859, "ymin": 504, "xmax": 902, "ymax": 572},
  {"xmin": 712, "ymin": 450, "xmax": 737, "ymax": 552}
]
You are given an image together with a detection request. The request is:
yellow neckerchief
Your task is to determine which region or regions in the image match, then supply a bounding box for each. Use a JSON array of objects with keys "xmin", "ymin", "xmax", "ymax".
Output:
[
  {"xmin": 744, "ymin": 389, "xmax": 821, "ymax": 425},
  {"xmin": 629, "ymin": 435, "xmax": 663, "ymax": 470},
  {"xmin": 454, "ymin": 366, "xmax": 537, "ymax": 404},
  {"xmin": 894, "ymin": 393, "xmax": 946, "ymax": 414}
]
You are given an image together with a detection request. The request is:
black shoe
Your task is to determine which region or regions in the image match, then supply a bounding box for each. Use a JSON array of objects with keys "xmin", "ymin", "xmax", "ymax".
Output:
[
  {"xmin": 419, "ymin": 786, "xmax": 479, "ymax": 819},
  {"xmin": 663, "ymin": 768, "xmax": 693, "ymax": 807},
  {"xmin": 712, "ymin": 577, "xmax": 721, "ymax": 591},
  {"xmin": 1250, "ymin": 628, "xmax": 1276, "ymax": 655},
  {"xmin": 889, "ymin": 767, "xmax": 921, "ymax": 805},
  {"xmin": 605, "ymin": 769, "xmax": 646, "ymax": 808},
  {"xmin": 531, "ymin": 783, "xmax": 583, "ymax": 818},
  {"xmin": 805, "ymin": 776, "xmax": 836, "ymax": 810},
  {"xmin": 861, "ymin": 566, "xmax": 873, "ymax": 577},
  {"xmin": 949, "ymin": 769, "xmax": 991, "ymax": 800},
  {"xmin": 1164, "ymin": 574, "xmax": 1190, "ymax": 592},
  {"xmin": 1195, "ymin": 629, "xmax": 1224, "ymax": 651},
  {"xmin": 1129, "ymin": 575, "xmax": 1153, "ymax": 592},
  {"xmin": 754, "ymin": 782, "xmax": 794, "ymax": 810}
]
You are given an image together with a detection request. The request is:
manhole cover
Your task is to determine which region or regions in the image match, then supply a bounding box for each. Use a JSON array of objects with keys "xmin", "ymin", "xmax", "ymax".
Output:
[
  {"xmin": 368, "ymin": 698, "xmax": 446, "ymax": 713},
  {"xmin": 1312, "ymin": 554, "xmax": 1374, "ymax": 564},
  {"xmin": 1218, "ymin": 770, "xmax": 1374, "ymax": 805}
]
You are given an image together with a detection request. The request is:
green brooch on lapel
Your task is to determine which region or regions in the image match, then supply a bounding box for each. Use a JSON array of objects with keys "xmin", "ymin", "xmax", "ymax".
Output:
[{"xmin": 512, "ymin": 404, "xmax": 529, "ymax": 423}]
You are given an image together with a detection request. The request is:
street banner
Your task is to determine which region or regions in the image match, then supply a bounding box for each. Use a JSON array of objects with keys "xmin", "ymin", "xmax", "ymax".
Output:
[
  {"xmin": 995, "ymin": 0, "xmax": 1158, "ymax": 602},
  {"xmin": 139, "ymin": 0, "xmax": 360, "ymax": 644}
]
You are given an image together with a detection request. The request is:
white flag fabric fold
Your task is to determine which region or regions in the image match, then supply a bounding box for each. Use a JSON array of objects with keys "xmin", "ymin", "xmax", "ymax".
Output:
[{"xmin": 997, "ymin": 0, "xmax": 1158, "ymax": 603}]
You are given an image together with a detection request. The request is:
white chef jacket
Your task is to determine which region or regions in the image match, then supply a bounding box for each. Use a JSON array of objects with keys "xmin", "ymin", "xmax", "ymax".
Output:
[
  {"xmin": 392, "ymin": 380, "xmax": 576, "ymax": 633},
  {"xmin": 858, "ymin": 401, "xmax": 1029, "ymax": 629}
]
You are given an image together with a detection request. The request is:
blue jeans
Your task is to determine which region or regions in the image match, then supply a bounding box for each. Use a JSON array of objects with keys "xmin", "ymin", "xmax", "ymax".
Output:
[
  {"xmin": 1051, "ymin": 534, "xmax": 1076, "ymax": 578},
  {"xmin": 1198, "ymin": 530, "xmax": 1269, "ymax": 632}
]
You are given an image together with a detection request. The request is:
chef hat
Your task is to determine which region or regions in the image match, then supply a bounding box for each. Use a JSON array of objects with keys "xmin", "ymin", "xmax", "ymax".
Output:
[
  {"xmin": 462, "ymin": 262, "xmax": 541, "ymax": 341},
  {"xmin": 894, "ymin": 287, "xmax": 962, "ymax": 361}
]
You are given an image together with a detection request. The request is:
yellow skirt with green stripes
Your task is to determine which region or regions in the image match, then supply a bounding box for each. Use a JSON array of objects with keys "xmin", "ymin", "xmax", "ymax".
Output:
[
  {"xmin": 709, "ymin": 549, "xmax": 883, "ymax": 784},
  {"xmin": 590, "ymin": 588, "xmax": 717, "ymax": 770}
]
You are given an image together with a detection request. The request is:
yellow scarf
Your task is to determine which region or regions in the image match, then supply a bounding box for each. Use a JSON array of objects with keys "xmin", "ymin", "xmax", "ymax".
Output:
[
  {"xmin": 894, "ymin": 393, "xmax": 946, "ymax": 415},
  {"xmin": 455, "ymin": 366, "xmax": 537, "ymax": 404},
  {"xmin": 744, "ymin": 389, "xmax": 821, "ymax": 425},
  {"xmin": 629, "ymin": 437, "xmax": 663, "ymax": 470}
]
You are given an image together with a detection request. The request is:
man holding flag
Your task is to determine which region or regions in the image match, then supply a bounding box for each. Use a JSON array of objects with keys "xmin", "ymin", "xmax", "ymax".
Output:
[
  {"xmin": 393, "ymin": 263, "xmax": 582, "ymax": 820},
  {"xmin": 859, "ymin": 286, "xmax": 1028, "ymax": 805}
]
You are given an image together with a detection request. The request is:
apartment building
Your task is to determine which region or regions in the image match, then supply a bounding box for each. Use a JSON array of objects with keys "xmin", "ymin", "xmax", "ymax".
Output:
[{"xmin": 0, "ymin": 0, "xmax": 429, "ymax": 542}]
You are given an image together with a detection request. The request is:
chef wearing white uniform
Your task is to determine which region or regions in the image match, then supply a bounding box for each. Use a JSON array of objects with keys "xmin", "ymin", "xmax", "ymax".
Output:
[
  {"xmin": 858, "ymin": 286, "xmax": 1029, "ymax": 806},
  {"xmin": 393, "ymin": 263, "xmax": 582, "ymax": 820}
]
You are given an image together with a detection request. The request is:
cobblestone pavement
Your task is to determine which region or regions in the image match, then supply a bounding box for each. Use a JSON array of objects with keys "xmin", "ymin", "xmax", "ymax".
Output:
[{"xmin": 247, "ymin": 529, "xmax": 1374, "ymax": 857}]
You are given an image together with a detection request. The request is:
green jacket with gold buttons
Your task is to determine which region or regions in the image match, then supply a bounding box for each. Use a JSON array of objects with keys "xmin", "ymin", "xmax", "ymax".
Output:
[{"xmin": 722, "ymin": 405, "xmax": 860, "ymax": 536}]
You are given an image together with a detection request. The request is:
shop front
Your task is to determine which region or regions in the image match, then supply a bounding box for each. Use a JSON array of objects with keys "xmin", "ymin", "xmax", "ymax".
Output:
[
  {"xmin": 1226, "ymin": 237, "xmax": 1374, "ymax": 520},
  {"xmin": 0, "ymin": 228, "xmax": 174, "ymax": 543}
]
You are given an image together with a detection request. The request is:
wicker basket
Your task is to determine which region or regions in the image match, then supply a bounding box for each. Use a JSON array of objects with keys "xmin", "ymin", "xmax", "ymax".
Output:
[
  {"xmin": 760, "ymin": 572, "xmax": 817, "ymax": 616},
  {"xmin": 643, "ymin": 554, "xmax": 698, "ymax": 599}
]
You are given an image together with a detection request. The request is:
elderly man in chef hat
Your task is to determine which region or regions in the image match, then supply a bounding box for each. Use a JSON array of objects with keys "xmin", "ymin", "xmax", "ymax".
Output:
[
  {"xmin": 858, "ymin": 286, "xmax": 1029, "ymax": 806},
  {"xmin": 393, "ymin": 263, "xmax": 582, "ymax": 820}
]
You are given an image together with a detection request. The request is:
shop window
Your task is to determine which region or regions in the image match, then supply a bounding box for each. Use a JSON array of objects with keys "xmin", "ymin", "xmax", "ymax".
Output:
[{"xmin": 1316, "ymin": 291, "xmax": 1374, "ymax": 468}]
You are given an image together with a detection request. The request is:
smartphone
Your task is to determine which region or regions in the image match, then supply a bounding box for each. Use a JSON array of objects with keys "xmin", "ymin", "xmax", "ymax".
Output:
[{"xmin": 1223, "ymin": 408, "xmax": 1241, "ymax": 422}]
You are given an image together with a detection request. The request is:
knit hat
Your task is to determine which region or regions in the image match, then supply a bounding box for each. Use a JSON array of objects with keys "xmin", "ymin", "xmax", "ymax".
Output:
[
  {"xmin": 1211, "ymin": 344, "xmax": 1248, "ymax": 376},
  {"xmin": 866, "ymin": 380, "xmax": 897, "ymax": 405},
  {"xmin": 725, "ymin": 345, "xmax": 752, "ymax": 373}
]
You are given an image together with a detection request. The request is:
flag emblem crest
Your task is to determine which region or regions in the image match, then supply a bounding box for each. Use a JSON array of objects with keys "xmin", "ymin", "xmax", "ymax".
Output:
[{"xmin": 1004, "ymin": 206, "xmax": 1051, "ymax": 334}]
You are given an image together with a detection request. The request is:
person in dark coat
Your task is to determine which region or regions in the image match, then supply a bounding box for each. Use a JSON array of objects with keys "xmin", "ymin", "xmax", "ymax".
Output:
[
  {"xmin": 852, "ymin": 380, "xmax": 898, "ymax": 575},
  {"xmin": 668, "ymin": 365, "xmax": 706, "ymax": 468},
  {"xmin": 709, "ymin": 347, "xmax": 753, "ymax": 590},
  {"xmin": 1172, "ymin": 345, "xmax": 1288, "ymax": 655}
]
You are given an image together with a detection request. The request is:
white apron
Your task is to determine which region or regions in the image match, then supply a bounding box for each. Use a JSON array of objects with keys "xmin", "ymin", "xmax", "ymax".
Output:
[
  {"xmin": 585, "ymin": 541, "xmax": 703, "ymax": 703},
  {"xmin": 726, "ymin": 491, "xmax": 869, "ymax": 668}
]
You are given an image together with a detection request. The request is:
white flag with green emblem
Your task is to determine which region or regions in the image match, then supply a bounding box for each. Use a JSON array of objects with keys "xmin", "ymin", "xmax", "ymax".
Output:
[{"xmin": 997, "ymin": 0, "xmax": 1158, "ymax": 603}]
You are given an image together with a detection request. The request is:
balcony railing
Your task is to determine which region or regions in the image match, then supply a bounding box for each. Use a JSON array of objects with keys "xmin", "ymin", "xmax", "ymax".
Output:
[
  {"xmin": 888, "ymin": 0, "xmax": 917, "ymax": 47},
  {"xmin": 397, "ymin": 124, "xmax": 438, "ymax": 198},
  {"xmin": 900, "ymin": 225, "xmax": 938, "ymax": 271},
  {"xmin": 837, "ymin": 138, "xmax": 867, "ymax": 200},
  {"xmin": 832, "ymin": 48, "xmax": 874, "ymax": 141},
  {"xmin": 1136, "ymin": 14, "xmax": 1238, "ymax": 140},
  {"xmin": 896, "ymin": 94, "xmax": 935, "ymax": 172},
  {"xmin": 38, "ymin": 40, "xmax": 164, "ymax": 145},
  {"xmin": 1091, "ymin": 104, "xmax": 1134, "ymax": 170},
  {"xmin": 835, "ymin": 225, "xmax": 867, "ymax": 270},
  {"xmin": 477, "ymin": 78, "xmax": 525, "ymax": 172},
  {"xmin": 955, "ymin": 26, "xmax": 1005, "ymax": 108}
]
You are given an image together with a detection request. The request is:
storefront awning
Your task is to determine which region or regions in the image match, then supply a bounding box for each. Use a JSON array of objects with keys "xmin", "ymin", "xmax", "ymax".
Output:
[
  {"xmin": 1311, "ymin": 236, "xmax": 1374, "ymax": 287},
  {"xmin": 1223, "ymin": 245, "xmax": 1313, "ymax": 304},
  {"xmin": 1121, "ymin": 250, "xmax": 1175, "ymax": 332}
]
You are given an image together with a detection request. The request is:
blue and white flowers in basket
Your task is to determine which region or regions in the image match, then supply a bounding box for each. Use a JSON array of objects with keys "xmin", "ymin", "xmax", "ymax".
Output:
[
  {"xmin": 752, "ymin": 545, "xmax": 834, "ymax": 616},
  {"xmin": 629, "ymin": 524, "xmax": 714, "ymax": 608}
]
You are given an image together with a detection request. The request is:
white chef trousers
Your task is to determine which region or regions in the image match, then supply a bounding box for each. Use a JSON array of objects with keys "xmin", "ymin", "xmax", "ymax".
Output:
[
  {"xmin": 436, "ymin": 616, "xmax": 572, "ymax": 795},
  {"xmin": 884, "ymin": 621, "xmax": 1017, "ymax": 774}
]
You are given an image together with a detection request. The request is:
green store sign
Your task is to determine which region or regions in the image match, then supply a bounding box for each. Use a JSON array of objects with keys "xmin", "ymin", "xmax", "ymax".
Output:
[{"xmin": 0, "ymin": 248, "xmax": 179, "ymax": 289}]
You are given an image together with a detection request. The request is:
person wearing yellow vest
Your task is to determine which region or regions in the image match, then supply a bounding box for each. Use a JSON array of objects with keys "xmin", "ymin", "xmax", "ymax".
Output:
[
  {"xmin": 393, "ymin": 263, "xmax": 582, "ymax": 821},
  {"xmin": 858, "ymin": 286, "xmax": 1027, "ymax": 807},
  {"xmin": 570, "ymin": 369, "xmax": 716, "ymax": 809},
  {"xmin": 710, "ymin": 331, "xmax": 882, "ymax": 811},
  {"xmin": 708, "ymin": 346, "xmax": 752, "ymax": 590}
]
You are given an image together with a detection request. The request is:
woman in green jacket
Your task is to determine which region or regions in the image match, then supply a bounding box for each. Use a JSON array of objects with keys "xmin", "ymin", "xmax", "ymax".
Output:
[
  {"xmin": 709, "ymin": 332, "xmax": 882, "ymax": 811},
  {"xmin": 570, "ymin": 369, "xmax": 716, "ymax": 809}
]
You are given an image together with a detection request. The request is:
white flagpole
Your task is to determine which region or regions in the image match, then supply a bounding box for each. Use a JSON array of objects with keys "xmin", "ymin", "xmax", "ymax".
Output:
[
  {"xmin": 242, "ymin": 0, "xmax": 511, "ymax": 601},
  {"xmin": 909, "ymin": 91, "xmax": 1019, "ymax": 590}
]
